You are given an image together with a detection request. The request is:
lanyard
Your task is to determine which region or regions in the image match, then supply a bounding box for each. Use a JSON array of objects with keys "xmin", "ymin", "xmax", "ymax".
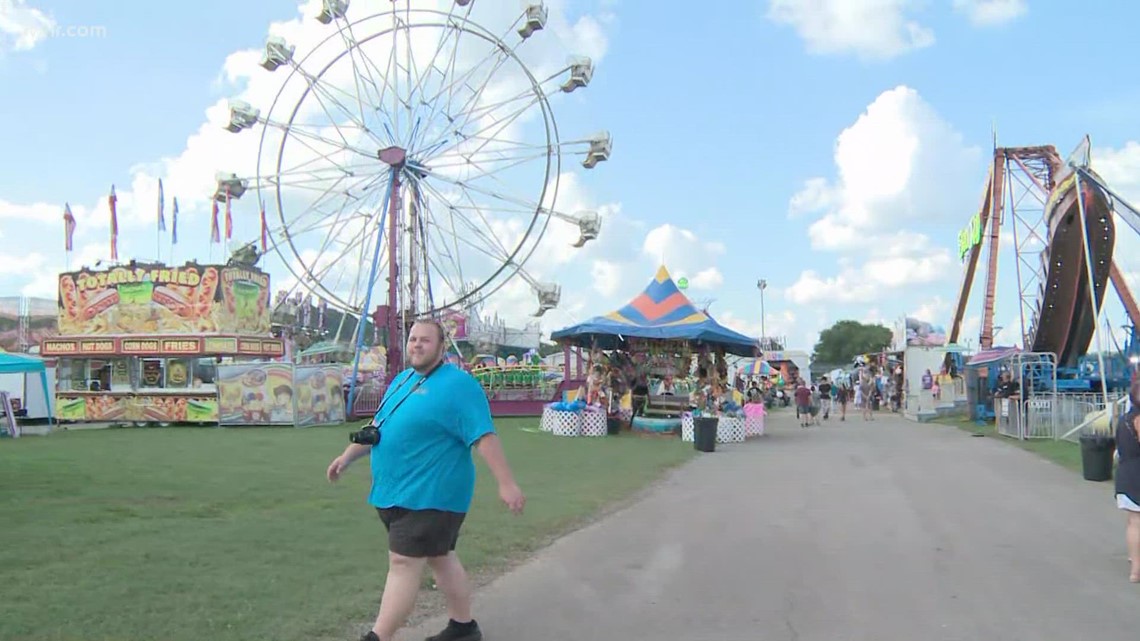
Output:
[{"xmin": 372, "ymin": 360, "xmax": 444, "ymax": 425}]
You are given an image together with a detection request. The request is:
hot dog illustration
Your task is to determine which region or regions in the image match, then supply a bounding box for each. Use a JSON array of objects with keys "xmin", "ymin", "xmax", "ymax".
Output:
[{"xmin": 81, "ymin": 289, "xmax": 120, "ymax": 320}]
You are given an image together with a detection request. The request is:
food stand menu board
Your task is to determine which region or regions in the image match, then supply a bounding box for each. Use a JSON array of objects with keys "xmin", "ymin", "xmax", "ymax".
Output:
[
  {"xmin": 56, "ymin": 394, "xmax": 218, "ymax": 423},
  {"xmin": 41, "ymin": 335, "xmax": 284, "ymax": 358},
  {"xmin": 56, "ymin": 262, "xmax": 271, "ymax": 335}
]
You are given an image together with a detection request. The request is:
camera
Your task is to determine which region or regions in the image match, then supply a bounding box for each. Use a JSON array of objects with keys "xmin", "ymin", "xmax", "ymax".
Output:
[{"xmin": 349, "ymin": 421, "xmax": 381, "ymax": 445}]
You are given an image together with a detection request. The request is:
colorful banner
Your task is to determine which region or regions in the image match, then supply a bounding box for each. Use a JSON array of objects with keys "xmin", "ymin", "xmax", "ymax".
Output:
[
  {"xmin": 442, "ymin": 312, "xmax": 467, "ymax": 340},
  {"xmin": 56, "ymin": 262, "xmax": 271, "ymax": 335},
  {"xmin": 217, "ymin": 363, "xmax": 294, "ymax": 426},
  {"xmin": 294, "ymin": 365, "xmax": 345, "ymax": 427},
  {"xmin": 56, "ymin": 394, "xmax": 218, "ymax": 423}
]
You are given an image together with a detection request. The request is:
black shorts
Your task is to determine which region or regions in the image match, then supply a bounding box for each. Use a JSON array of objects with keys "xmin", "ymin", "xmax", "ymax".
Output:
[{"xmin": 376, "ymin": 507, "xmax": 467, "ymax": 558}]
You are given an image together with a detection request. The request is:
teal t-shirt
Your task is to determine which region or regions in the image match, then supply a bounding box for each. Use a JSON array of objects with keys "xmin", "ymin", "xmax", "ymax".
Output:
[{"xmin": 368, "ymin": 363, "xmax": 495, "ymax": 513}]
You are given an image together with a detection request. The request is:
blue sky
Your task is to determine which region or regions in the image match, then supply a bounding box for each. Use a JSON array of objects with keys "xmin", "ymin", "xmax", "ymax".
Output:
[{"xmin": 2, "ymin": 0, "xmax": 1139, "ymax": 355}]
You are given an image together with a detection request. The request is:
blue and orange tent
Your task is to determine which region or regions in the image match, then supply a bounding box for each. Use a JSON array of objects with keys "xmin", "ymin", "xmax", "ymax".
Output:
[{"xmin": 550, "ymin": 266, "xmax": 759, "ymax": 356}]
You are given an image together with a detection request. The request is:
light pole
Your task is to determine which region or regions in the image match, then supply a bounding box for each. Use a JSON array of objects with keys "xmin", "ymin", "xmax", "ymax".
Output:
[{"xmin": 756, "ymin": 279, "xmax": 767, "ymax": 348}]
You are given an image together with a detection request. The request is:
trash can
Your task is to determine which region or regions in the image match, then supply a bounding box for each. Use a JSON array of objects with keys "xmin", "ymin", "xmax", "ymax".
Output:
[
  {"xmin": 606, "ymin": 416, "xmax": 623, "ymax": 435},
  {"xmin": 694, "ymin": 416, "xmax": 718, "ymax": 452},
  {"xmin": 1079, "ymin": 433, "xmax": 1115, "ymax": 482}
]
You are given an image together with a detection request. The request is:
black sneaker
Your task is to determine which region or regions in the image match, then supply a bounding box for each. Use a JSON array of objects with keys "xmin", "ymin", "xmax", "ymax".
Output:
[
  {"xmin": 426, "ymin": 619, "xmax": 482, "ymax": 641},
  {"xmin": 359, "ymin": 632, "xmax": 379, "ymax": 641}
]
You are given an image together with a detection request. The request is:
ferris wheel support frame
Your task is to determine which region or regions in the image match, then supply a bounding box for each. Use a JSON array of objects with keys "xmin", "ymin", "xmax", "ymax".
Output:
[{"xmin": 346, "ymin": 165, "xmax": 395, "ymax": 413}]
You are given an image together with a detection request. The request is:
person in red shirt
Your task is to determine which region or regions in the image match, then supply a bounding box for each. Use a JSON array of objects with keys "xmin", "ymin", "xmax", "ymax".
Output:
[{"xmin": 794, "ymin": 380, "xmax": 812, "ymax": 427}]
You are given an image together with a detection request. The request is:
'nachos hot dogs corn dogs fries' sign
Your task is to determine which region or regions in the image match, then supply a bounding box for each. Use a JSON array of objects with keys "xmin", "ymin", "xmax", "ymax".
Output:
[{"xmin": 57, "ymin": 262, "xmax": 271, "ymax": 335}]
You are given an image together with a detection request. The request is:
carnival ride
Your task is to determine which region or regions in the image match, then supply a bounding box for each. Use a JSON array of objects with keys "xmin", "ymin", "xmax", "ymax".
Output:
[
  {"xmin": 215, "ymin": 1, "xmax": 612, "ymax": 408},
  {"xmin": 947, "ymin": 137, "xmax": 1140, "ymax": 396}
]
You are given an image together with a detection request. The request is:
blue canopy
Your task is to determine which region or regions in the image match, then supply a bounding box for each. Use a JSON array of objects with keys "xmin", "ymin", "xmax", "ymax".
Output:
[
  {"xmin": 550, "ymin": 266, "xmax": 759, "ymax": 356},
  {"xmin": 0, "ymin": 351, "xmax": 54, "ymax": 427}
]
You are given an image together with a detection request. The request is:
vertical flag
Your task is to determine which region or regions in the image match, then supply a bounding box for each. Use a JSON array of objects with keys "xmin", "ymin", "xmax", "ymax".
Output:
[
  {"xmin": 157, "ymin": 178, "xmax": 166, "ymax": 231},
  {"xmin": 210, "ymin": 199, "xmax": 220, "ymax": 243},
  {"xmin": 63, "ymin": 203, "xmax": 76, "ymax": 252},
  {"xmin": 259, "ymin": 201, "xmax": 268, "ymax": 252},
  {"xmin": 171, "ymin": 197, "xmax": 179, "ymax": 244},
  {"xmin": 224, "ymin": 188, "xmax": 233, "ymax": 240},
  {"xmin": 109, "ymin": 185, "xmax": 119, "ymax": 260}
]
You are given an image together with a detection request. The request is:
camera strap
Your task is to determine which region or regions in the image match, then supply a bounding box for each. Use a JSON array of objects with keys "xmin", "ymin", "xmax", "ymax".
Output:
[{"xmin": 371, "ymin": 360, "xmax": 445, "ymax": 424}]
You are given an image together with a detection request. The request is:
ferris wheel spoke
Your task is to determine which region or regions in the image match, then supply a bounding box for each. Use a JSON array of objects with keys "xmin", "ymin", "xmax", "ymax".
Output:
[
  {"xmin": 416, "ymin": 23, "xmax": 524, "ymax": 156},
  {"xmin": 427, "ymin": 148, "xmax": 549, "ymax": 172},
  {"xmin": 431, "ymin": 17, "xmax": 541, "ymax": 153},
  {"xmin": 337, "ymin": 21, "xmax": 389, "ymax": 117},
  {"xmin": 272, "ymin": 134, "xmax": 374, "ymax": 181},
  {"xmin": 403, "ymin": 10, "xmax": 466, "ymax": 147},
  {"xmin": 278, "ymin": 172, "xmax": 384, "ymax": 242},
  {"xmin": 424, "ymin": 94, "xmax": 543, "ymax": 166},
  {"xmin": 269, "ymin": 120, "xmax": 377, "ymax": 162},
  {"xmin": 296, "ymin": 66, "xmax": 390, "ymax": 149},
  {"xmin": 304, "ymin": 236, "xmax": 374, "ymax": 300},
  {"xmin": 421, "ymin": 214, "xmax": 523, "ymax": 309},
  {"xmin": 433, "ymin": 153, "xmax": 551, "ymax": 190},
  {"xmin": 418, "ymin": 167, "xmax": 540, "ymax": 214},
  {"xmin": 415, "ymin": 178, "xmax": 514, "ymax": 260},
  {"xmin": 271, "ymin": 170, "xmax": 368, "ymax": 213},
  {"xmin": 449, "ymin": 77, "xmax": 558, "ymax": 135}
]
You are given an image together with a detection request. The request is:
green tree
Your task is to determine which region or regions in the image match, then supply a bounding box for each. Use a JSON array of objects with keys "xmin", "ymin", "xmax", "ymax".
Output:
[{"xmin": 812, "ymin": 320, "xmax": 893, "ymax": 364}]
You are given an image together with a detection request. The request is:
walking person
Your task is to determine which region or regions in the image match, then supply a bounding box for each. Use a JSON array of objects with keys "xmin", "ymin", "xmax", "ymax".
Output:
[
  {"xmin": 327, "ymin": 320, "xmax": 526, "ymax": 641},
  {"xmin": 794, "ymin": 379, "xmax": 812, "ymax": 428},
  {"xmin": 1115, "ymin": 376, "xmax": 1140, "ymax": 583},
  {"xmin": 818, "ymin": 377, "xmax": 832, "ymax": 420},
  {"xmin": 809, "ymin": 384, "xmax": 822, "ymax": 426},
  {"xmin": 860, "ymin": 368, "xmax": 876, "ymax": 421},
  {"xmin": 836, "ymin": 382, "xmax": 849, "ymax": 422}
]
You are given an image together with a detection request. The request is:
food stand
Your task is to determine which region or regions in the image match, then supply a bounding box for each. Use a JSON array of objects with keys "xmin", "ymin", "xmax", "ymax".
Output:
[{"xmin": 40, "ymin": 261, "xmax": 283, "ymax": 424}]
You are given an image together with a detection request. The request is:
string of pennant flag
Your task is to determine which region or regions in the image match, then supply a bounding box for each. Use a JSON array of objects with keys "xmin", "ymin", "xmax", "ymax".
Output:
[{"xmin": 61, "ymin": 180, "xmax": 269, "ymax": 258}]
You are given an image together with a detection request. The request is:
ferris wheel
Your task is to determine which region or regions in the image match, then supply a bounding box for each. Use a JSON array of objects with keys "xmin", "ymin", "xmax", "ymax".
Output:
[{"xmin": 218, "ymin": 0, "xmax": 611, "ymax": 370}]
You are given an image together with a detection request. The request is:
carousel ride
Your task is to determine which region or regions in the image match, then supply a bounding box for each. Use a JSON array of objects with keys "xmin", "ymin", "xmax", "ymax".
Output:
[{"xmin": 215, "ymin": 0, "xmax": 612, "ymax": 410}]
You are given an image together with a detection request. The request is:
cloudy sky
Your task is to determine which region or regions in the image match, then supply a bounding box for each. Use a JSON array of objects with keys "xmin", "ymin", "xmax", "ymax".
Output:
[{"xmin": 3, "ymin": 0, "xmax": 1140, "ymax": 353}]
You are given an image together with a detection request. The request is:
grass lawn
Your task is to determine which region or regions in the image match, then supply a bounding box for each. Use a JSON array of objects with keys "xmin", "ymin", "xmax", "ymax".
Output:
[
  {"xmin": 929, "ymin": 416, "xmax": 1084, "ymax": 474},
  {"xmin": 0, "ymin": 418, "xmax": 695, "ymax": 641}
]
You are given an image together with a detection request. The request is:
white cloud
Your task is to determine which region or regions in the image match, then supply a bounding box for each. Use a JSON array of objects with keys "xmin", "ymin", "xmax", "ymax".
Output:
[
  {"xmin": 719, "ymin": 308, "xmax": 799, "ymax": 343},
  {"xmin": 1093, "ymin": 141, "xmax": 1140, "ymax": 206},
  {"xmin": 689, "ymin": 267, "xmax": 724, "ymax": 290},
  {"xmin": 640, "ymin": 223, "xmax": 726, "ymax": 290},
  {"xmin": 953, "ymin": 0, "xmax": 1027, "ymax": 27},
  {"xmin": 766, "ymin": 0, "xmax": 934, "ymax": 61},
  {"xmin": 0, "ymin": 0, "xmax": 54, "ymax": 53},
  {"xmin": 589, "ymin": 260, "xmax": 622, "ymax": 297},
  {"xmin": 793, "ymin": 86, "xmax": 982, "ymax": 252},
  {"xmin": 911, "ymin": 296, "xmax": 949, "ymax": 324}
]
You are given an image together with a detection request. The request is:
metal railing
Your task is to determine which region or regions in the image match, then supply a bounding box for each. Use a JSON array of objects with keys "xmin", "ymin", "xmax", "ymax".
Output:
[
  {"xmin": 1056, "ymin": 392, "xmax": 1126, "ymax": 443},
  {"xmin": 997, "ymin": 391, "xmax": 1125, "ymax": 441}
]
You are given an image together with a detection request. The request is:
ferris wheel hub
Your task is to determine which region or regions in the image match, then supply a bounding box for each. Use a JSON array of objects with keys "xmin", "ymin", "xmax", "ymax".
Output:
[{"xmin": 378, "ymin": 146, "xmax": 407, "ymax": 168}]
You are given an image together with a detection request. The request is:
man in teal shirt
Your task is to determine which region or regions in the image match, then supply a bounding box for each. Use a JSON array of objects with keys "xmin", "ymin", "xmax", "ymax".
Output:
[{"xmin": 328, "ymin": 320, "xmax": 526, "ymax": 641}]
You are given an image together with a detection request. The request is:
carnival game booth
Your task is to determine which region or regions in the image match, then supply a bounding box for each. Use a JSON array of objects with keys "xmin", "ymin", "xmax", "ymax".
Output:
[
  {"xmin": 962, "ymin": 346, "xmax": 1021, "ymax": 421},
  {"xmin": 41, "ymin": 261, "xmax": 284, "ymax": 425},
  {"xmin": 548, "ymin": 266, "xmax": 764, "ymax": 439}
]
